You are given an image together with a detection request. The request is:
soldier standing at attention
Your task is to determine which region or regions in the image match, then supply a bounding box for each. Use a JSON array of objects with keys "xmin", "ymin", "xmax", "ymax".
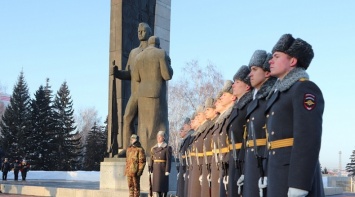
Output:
[
  {"xmin": 176, "ymin": 118, "xmax": 193, "ymax": 197},
  {"xmin": 125, "ymin": 134, "xmax": 146, "ymax": 197},
  {"xmin": 227, "ymin": 65, "xmax": 253, "ymax": 197},
  {"xmin": 149, "ymin": 131, "xmax": 172, "ymax": 197},
  {"xmin": 242, "ymin": 50, "xmax": 276, "ymax": 197},
  {"xmin": 210, "ymin": 81, "xmax": 236, "ymax": 197},
  {"xmin": 265, "ymin": 34, "xmax": 324, "ymax": 197}
]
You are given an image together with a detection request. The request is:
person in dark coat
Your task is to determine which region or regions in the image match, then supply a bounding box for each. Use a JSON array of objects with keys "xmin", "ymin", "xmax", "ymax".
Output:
[
  {"xmin": 149, "ymin": 130, "xmax": 172, "ymax": 197},
  {"xmin": 265, "ymin": 34, "xmax": 325, "ymax": 197},
  {"xmin": 125, "ymin": 134, "xmax": 146, "ymax": 197},
  {"xmin": 1, "ymin": 158, "xmax": 10, "ymax": 180},
  {"xmin": 227, "ymin": 65, "xmax": 253, "ymax": 197},
  {"xmin": 242, "ymin": 50, "xmax": 276, "ymax": 197},
  {"xmin": 176, "ymin": 118, "xmax": 193, "ymax": 197},
  {"xmin": 20, "ymin": 160, "xmax": 30, "ymax": 181},
  {"xmin": 13, "ymin": 159, "xmax": 21, "ymax": 181},
  {"xmin": 210, "ymin": 81, "xmax": 236, "ymax": 197}
]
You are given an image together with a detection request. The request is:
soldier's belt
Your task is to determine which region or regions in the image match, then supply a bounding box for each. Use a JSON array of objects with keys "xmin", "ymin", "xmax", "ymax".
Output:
[
  {"xmin": 212, "ymin": 147, "xmax": 229, "ymax": 154},
  {"xmin": 154, "ymin": 160, "xmax": 166, "ymax": 163},
  {"xmin": 268, "ymin": 138, "xmax": 294, "ymax": 150},
  {"xmin": 206, "ymin": 151, "xmax": 213, "ymax": 156},
  {"xmin": 190, "ymin": 152, "xmax": 204, "ymax": 157},
  {"xmin": 228, "ymin": 143, "xmax": 242, "ymax": 150},
  {"xmin": 246, "ymin": 139, "xmax": 267, "ymax": 147}
]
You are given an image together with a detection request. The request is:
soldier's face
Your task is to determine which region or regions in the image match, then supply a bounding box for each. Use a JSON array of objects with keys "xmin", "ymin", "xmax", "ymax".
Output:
[
  {"xmin": 205, "ymin": 108, "xmax": 216, "ymax": 119},
  {"xmin": 220, "ymin": 92, "xmax": 235, "ymax": 107},
  {"xmin": 157, "ymin": 135, "xmax": 164, "ymax": 143},
  {"xmin": 269, "ymin": 52, "xmax": 297, "ymax": 79},
  {"xmin": 249, "ymin": 66, "xmax": 270, "ymax": 90},
  {"xmin": 197, "ymin": 112, "xmax": 206, "ymax": 123},
  {"xmin": 232, "ymin": 80, "xmax": 249, "ymax": 98}
]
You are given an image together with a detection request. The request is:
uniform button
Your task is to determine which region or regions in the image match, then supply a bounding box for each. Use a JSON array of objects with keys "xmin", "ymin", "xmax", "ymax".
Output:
[
  {"xmin": 272, "ymin": 151, "xmax": 275, "ymax": 155},
  {"xmin": 266, "ymin": 114, "xmax": 269, "ymax": 118},
  {"xmin": 271, "ymin": 131, "xmax": 275, "ymax": 135},
  {"xmin": 247, "ymin": 119, "xmax": 250, "ymax": 122},
  {"xmin": 251, "ymin": 148, "xmax": 254, "ymax": 152},
  {"xmin": 252, "ymin": 117, "xmax": 255, "ymax": 120},
  {"xmin": 272, "ymin": 112, "xmax": 274, "ymax": 115}
]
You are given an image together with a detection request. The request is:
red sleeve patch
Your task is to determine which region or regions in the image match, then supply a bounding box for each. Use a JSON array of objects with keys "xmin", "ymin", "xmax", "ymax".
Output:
[{"xmin": 304, "ymin": 93, "xmax": 316, "ymax": 110}]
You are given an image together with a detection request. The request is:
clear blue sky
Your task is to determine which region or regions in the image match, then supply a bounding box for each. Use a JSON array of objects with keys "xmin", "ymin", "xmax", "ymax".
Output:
[{"xmin": 1, "ymin": 0, "xmax": 355, "ymax": 170}]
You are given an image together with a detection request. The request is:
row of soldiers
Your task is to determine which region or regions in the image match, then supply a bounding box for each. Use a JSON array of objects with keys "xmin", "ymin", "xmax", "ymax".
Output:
[{"xmin": 176, "ymin": 34, "xmax": 325, "ymax": 197}]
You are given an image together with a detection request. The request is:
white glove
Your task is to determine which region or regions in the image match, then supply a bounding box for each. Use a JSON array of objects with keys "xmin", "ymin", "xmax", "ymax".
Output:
[
  {"xmin": 165, "ymin": 172, "xmax": 170, "ymax": 176},
  {"xmin": 258, "ymin": 177, "xmax": 267, "ymax": 189},
  {"xmin": 237, "ymin": 174, "xmax": 244, "ymax": 186},
  {"xmin": 287, "ymin": 187, "xmax": 309, "ymax": 197}
]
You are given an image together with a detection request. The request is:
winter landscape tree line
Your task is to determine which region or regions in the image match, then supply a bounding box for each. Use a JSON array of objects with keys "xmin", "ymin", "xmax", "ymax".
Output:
[{"xmin": 0, "ymin": 72, "xmax": 107, "ymax": 171}]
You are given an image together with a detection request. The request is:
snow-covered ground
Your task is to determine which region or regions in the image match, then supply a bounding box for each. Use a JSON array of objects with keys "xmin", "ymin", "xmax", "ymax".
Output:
[{"xmin": 4, "ymin": 171, "xmax": 100, "ymax": 181}]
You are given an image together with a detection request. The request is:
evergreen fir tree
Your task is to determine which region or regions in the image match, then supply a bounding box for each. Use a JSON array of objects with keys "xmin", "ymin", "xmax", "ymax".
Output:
[
  {"xmin": 29, "ymin": 84, "xmax": 56, "ymax": 170},
  {"xmin": 346, "ymin": 150, "xmax": 355, "ymax": 177},
  {"xmin": 52, "ymin": 81, "xmax": 82, "ymax": 170},
  {"xmin": 0, "ymin": 71, "xmax": 32, "ymax": 159},
  {"xmin": 82, "ymin": 122, "xmax": 107, "ymax": 171}
]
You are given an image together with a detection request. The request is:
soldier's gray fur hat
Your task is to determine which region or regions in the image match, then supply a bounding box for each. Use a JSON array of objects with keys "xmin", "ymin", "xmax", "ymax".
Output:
[
  {"xmin": 220, "ymin": 80, "xmax": 234, "ymax": 94},
  {"xmin": 196, "ymin": 105, "xmax": 204, "ymax": 114},
  {"xmin": 248, "ymin": 50, "xmax": 272, "ymax": 72},
  {"xmin": 183, "ymin": 117, "xmax": 191, "ymax": 125},
  {"xmin": 272, "ymin": 34, "xmax": 314, "ymax": 70},
  {"xmin": 204, "ymin": 97, "xmax": 216, "ymax": 109},
  {"xmin": 157, "ymin": 130, "xmax": 165, "ymax": 137},
  {"xmin": 215, "ymin": 91, "xmax": 223, "ymax": 99},
  {"xmin": 233, "ymin": 65, "xmax": 251, "ymax": 86}
]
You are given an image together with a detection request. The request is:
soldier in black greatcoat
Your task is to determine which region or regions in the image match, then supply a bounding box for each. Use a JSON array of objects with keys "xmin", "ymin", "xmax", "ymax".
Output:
[
  {"xmin": 227, "ymin": 65, "xmax": 253, "ymax": 197},
  {"xmin": 149, "ymin": 130, "xmax": 172, "ymax": 197},
  {"xmin": 176, "ymin": 118, "xmax": 193, "ymax": 197},
  {"xmin": 242, "ymin": 50, "xmax": 276, "ymax": 197},
  {"xmin": 265, "ymin": 34, "xmax": 325, "ymax": 197},
  {"xmin": 210, "ymin": 81, "xmax": 236, "ymax": 197}
]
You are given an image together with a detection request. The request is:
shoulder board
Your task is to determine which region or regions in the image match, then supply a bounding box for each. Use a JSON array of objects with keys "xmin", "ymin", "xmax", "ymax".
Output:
[{"xmin": 299, "ymin": 78, "xmax": 309, "ymax": 82}]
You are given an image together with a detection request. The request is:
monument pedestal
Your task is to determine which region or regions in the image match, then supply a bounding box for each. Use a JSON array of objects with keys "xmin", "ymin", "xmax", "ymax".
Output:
[{"xmin": 100, "ymin": 158, "xmax": 177, "ymax": 193}]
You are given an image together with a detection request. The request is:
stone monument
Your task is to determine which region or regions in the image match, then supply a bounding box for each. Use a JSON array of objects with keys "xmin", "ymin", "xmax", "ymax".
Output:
[{"xmin": 101, "ymin": 0, "xmax": 176, "ymax": 193}]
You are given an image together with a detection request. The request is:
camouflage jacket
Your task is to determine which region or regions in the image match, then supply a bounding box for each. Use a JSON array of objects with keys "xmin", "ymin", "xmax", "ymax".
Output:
[{"xmin": 125, "ymin": 141, "xmax": 146, "ymax": 176}]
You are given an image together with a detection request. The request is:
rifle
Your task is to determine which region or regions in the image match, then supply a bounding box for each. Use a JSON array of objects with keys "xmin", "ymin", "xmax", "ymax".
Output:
[
  {"xmin": 218, "ymin": 137, "xmax": 229, "ymax": 196},
  {"xmin": 109, "ymin": 60, "xmax": 119, "ymax": 156},
  {"xmin": 250, "ymin": 121, "xmax": 266, "ymax": 197},
  {"xmin": 203, "ymin": 143, "xmax": 212, "ymax": 197}
]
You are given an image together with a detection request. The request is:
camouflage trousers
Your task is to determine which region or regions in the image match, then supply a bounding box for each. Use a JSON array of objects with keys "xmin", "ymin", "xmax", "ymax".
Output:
[{"xmin": 127, "ymin": 176, "xmax": 141, "ymax": 197}]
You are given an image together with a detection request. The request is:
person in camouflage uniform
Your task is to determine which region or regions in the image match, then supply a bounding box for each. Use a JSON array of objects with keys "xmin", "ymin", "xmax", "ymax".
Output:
[{"xmin": 125, "ymin": 134, "xmax": 146, "ymax": 197}]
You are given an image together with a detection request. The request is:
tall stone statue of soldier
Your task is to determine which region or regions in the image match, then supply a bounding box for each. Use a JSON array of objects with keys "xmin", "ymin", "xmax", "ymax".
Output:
[
  {"xmin": 112, "ymin": 22, "xmax": 152, "ymax": 154},
  {"xmin": 132, "ymin": 36, "xmax": 173, "ymax": 155}
]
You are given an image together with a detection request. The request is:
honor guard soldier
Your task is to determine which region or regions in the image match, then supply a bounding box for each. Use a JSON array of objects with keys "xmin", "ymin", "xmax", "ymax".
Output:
[
  {"xmin": 201, "ymin": 97, "xmax": 219, "ymax": 197},
  {"xmin": 176, "ymin": 118, "xmax": 193, "ymax": 197},
  {"xmin": 149, "ymin": 131, "xmax": 172, "ymax": 197},
  {"xmin": 227, "ymin": 65, "xmax": 253, "ymax": 196},
  {"xmin": 188, "ymin": 105, "xmax": 212, "ymax": 197},
  {"xmin": 210, "ymin": 81, "xmax": 236, "ymax": 197},
  {"xmin": 265, "ymin": 34, "xmax": 325, "ymax": 197},
  {"xmin": 243, "ymin": 50, "xmax": 276, "ymax": 197},
  {"xmin": 183, "ymin": 112, "xmax": 198, "ymax": 197}
]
